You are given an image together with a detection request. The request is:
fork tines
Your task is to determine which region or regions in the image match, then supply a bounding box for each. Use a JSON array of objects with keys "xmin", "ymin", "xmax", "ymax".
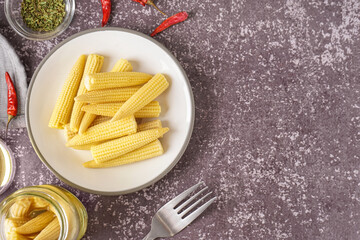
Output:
[
  {"xmin": 167, "ymin": 182, "xmax": 216, "ymax": 220},
  {"xmin": 143, "ymin": 182, "xmax": 216, "ymax": 239}
]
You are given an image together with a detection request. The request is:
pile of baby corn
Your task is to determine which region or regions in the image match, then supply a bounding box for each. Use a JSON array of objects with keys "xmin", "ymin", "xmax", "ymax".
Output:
[
  {"xmin": 48, "ymin": 54, "xmax": 169, "ymax": 168},
  {"xmin": 4, "ymin": 197, "xmax": 59, "ymax": 240}
]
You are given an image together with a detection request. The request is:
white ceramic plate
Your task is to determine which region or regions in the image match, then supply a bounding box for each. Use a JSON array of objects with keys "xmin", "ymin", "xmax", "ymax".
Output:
[{"xmin": 26, "ymin": 28, "xmax": 194, "ymax": 195}]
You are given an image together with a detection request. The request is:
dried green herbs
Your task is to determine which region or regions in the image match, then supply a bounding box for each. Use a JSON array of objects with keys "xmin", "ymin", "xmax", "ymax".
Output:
[{"xmin": 21, "ymin": 0, "xmax": 66, "ymax": 32}]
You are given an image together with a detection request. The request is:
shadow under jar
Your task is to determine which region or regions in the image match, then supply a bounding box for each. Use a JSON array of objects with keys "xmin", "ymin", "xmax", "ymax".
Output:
[
  {"xmin": 0, "ymin": 185, "xmax": 87, "ymax": 239},
  {"xmin": 4, "ymin": 0, "xmax": 75, "ymax": 40}
]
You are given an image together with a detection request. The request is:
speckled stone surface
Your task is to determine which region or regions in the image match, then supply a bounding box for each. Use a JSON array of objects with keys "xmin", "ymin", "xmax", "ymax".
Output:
[{"xmin": 1, "ymin": 0, "xmax": 360, "ymax": 239}]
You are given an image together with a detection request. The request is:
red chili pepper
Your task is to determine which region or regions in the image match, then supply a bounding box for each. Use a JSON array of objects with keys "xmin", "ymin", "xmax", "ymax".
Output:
[
  {"xmin": 5, "ymin": 72, "xmax": 17, "ymax": 118},
  {"xmin": 101, "ymin": 0, "xmax": 111, "ymax": 27},
  {"xmin": 150, "ymin": 11, "xmax": 188, "ymax": 37},
  {"xmin": 5, "ymin": 72, "xmax": 18, "ymax": 137},
  {"xmin": 132, "ymin": 0, "xmax": 167, "ymax": 16}
]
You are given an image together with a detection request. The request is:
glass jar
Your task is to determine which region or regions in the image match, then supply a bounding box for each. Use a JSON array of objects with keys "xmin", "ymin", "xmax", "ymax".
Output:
[{"xmin": 0, "ymin": 185, "xmax": 87, "ymax": 240}]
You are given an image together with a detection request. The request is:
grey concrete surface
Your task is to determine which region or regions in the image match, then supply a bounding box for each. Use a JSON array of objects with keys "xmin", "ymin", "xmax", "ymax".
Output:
[{"xmin": 0, "ymin": 0, "xmax": 360, "ymax": 239}]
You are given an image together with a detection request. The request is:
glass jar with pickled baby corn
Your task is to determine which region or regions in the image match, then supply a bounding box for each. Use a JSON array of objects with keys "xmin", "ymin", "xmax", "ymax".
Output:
[{"xmin": 0, "ymin": 185, "xmax": 87, "ymax": 240}]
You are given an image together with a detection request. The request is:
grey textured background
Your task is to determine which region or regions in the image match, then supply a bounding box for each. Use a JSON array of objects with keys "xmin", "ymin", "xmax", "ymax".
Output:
[{"xmin": 1, "ymin": 0, "xmax": 360, "ymax": 239}]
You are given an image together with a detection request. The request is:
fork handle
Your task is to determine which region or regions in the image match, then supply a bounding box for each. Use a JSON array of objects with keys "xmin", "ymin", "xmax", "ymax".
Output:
[{"xmin": 142, "ymin": 232, "xmax": 156, "ymax": 240}]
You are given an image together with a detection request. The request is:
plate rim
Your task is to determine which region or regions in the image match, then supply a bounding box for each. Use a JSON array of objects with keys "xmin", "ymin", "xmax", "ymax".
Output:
[{"xmin": 25, "ymin": 27, "xmax": 195, "ymax": 196}]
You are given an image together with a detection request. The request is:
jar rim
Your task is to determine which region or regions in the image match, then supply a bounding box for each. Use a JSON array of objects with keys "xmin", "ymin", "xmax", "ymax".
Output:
[{"xmin": 0, "ymin": 139, "xmax": 16, "ymax": 195}]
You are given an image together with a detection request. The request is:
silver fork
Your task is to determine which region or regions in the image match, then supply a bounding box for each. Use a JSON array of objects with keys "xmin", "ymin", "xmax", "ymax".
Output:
[{"xmin": 143, "ymin": 182, "xmax": 216, "ymax": 240}]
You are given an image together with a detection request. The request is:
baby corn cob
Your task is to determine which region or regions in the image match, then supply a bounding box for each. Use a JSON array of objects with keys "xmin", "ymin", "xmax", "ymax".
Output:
[
  {"xmin": 69, "ymin": 54, "xmax": 104, "ymax": 132},
  {"xmin": 78, "ymin": 112, "xmax": 97, "ymax": 134},
  {"xmin": 6, "ymin": 218, "xmax": 30, "ymax": 228},
  {"xmin": 64, "ymin": 124, "xmax": 77, "ymax": 142},
  {"xmin": 4, "ymin": 218, "xmax": 31, "ymax": 239},
  {"xmin": 6, "ymin": 231, "xmax": 30, "ymax": 240},
  {"xmin": 84, "ymin": 72, "xmax": 152, "ymax": 91},
  {"xmin": 111, "ymin": 59, "xmax": 133, "ymax": 72},
  {"xmin": 78, "ymin": 58, "xmax": 132, "ymax": 133},
  {"xmin": 4, "ymin": 219, "xmax": 32, "ymax": 240},
  {"xmin": 89, "ymin": 115, "xmax": 111, "ymax": 127},
  {"xmin": 75, "ymin": 87, "xmax": 141, "ymax": 104},
  {"xmin": 4, "ymin": 218, "xmax": 16, "ymax": 232},
  {"xmin": 83, "ymin": 140, "xmax": 163, "ymax": 168},
  {"xmin": 24, "ymin": 233, "xmax": 39, "ymax": 239},
  {"xmin": 15, "ymin": 211, "xmax": 55, "ymax": 234},
  {"xmin": 33, "ymin": 218, "xmax": 60, "ymax": 240},
  {"xmin": 138, "ymin": 120, "xmax": 162, "ymax": 132},
  {"xmin": 48, "ymin": 55, "xmax": 86, "ymax": 129},
  {"xmin": 30, "ymin": 197, "xmax": 49, "ymax": 209},
  {"xmin": 111, "ymin": 73, "xmax": 169, "ymax": 122},
  {"xmin": 66, "ymin": 116, "xmax": 137, "ymax": 147},
  {"xmin": 91, "ymin": 127, "xmax": 169, "ymax": 163},
  {"xmin": 70, "ymin": 144, "xmax": 93, "ymax": 150},
  {"xmin": 81, "ymin": 101, "xmax": 161, "ymax": 118},
  {"xmin": 10, "ymin": 198, "xmax": 32, "ymax": 217}
]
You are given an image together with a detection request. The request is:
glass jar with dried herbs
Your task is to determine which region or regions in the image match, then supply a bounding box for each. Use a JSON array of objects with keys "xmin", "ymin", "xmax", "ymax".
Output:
[{"xmin": 21, "ymin": 0, "xmax": 66, "ymax": 32}]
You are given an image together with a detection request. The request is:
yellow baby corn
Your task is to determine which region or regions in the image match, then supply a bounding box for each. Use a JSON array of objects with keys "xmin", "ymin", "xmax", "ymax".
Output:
[
  {"xmin": 15, "ymin": 211, "xmax": 55, "ymax": 235},
  {"xmin": 91, "ymin": 127, "xmax": 169, "ymax": 163},
  {"xmin": 70, "ymin": 144, "xmax": 93, "ymax": 150},
  {"xmin": 30, "ymin": 197, "xmax": 49, "ymax": 209},
  {"xmin": 111, "ymin": 59, "xmax": 133, "ymax": 72},
  {"xmin": 132, "ymin": 102, "xmax": 162, "ymax": 118},
  {"xmin": 4, "ymin": 219, "xmax": 17, "ymax": 237},
  {"xmin": 33, "ymin": 218, "xmax": 60, "ymax": 240},
  {"xmin": 77, "ymin": 58, "xmax": 131, "ymax": 133},
  {"xmin": 4, "ymin": 218, "xmax": 31, "ymax": 238},
  {"xmin": 48, "ymin": 55, "xmax": 86, "ymax": 129},
  {"xmin": 6, "ymin": 231, "xmax": 30, "ymax": 240},
  {"xmin": 83, "ymin": 140, "xmax": 163, "ymax": 168},
  {"xmin": 81, "ymin": 101, "xmax": 161, "ymax": 118},
  {"xmin": 78, "ymin": 112, "xmax": 97, "ymax": 134},
  {"xmin": 84, "ymin": 72, "xmax": 152, "ymax": 91},
  {"xmin": 64, "ymin": 124, "xmax": 77, "ymax": 142},
  {"xmin": 66, "ymin": 116, "xmax": 137, "ymax": 147},
  {"xmin": 138, "ymin": 120, "xmax": 162, "ymax": 132},
  {"xmin": 89, "ymin": 115, "xmax": 111, "ymax": 127},
  {"xmin": 75, "ymin": 87, "xmax": 141, "ymax": 104},
  {"xmin": 4, "ymin": 219, "xmax": 31, "ymax": 240},
  {"xmin": 70, "ymin": 54, "xmax": 104, "ymax": 132},
  {"xmin": 111, "ymin": 73, "xmax": 169, "ymax": 122},
  {"xmin": 24, "ymin": 233, "xmax": 39, "ymax": 239},
  {"xmin": 6, "ymin": 218, "xmax": 30, "ymax": 228},
  {"xmin": 10, "ymin": 198, "xmax": 32, "ymax": 218}
]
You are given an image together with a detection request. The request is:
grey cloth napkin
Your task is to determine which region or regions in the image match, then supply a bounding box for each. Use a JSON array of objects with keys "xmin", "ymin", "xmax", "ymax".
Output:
[{"xmin": 0, "ymin": 34, "xmax": 27, "ymax": 128}]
